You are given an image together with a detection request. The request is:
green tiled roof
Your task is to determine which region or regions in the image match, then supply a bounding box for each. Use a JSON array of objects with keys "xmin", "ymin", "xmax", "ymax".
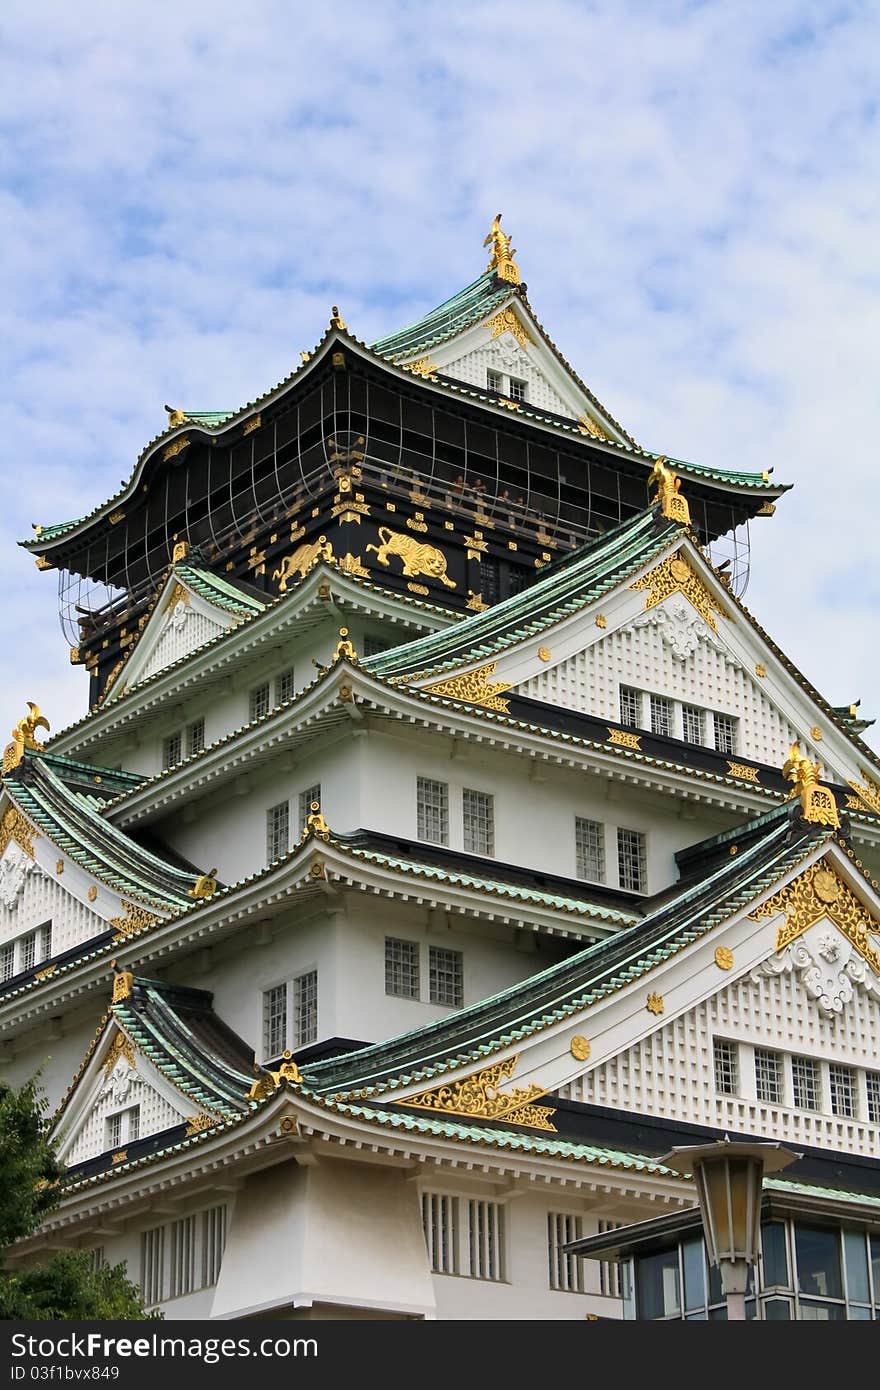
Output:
[
  {"xmin": 366, "ymin": 506, "xmax": 681, "ymax": 681},
  {"xmin": 175, "ymin": 563, "xmax": 266, "ymax": 616},
  {"xmin": 371, "ymin": 271, "xmax": 513, "ymax": 360}
]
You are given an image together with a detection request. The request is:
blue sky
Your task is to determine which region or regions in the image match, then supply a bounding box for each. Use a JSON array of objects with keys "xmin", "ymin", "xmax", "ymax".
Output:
[{"xmin": 1, "ymin": 0, "xmax": 878, "ymax": 755}]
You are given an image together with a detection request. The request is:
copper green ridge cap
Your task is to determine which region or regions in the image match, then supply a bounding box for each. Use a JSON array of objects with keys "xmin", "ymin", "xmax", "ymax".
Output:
[{"xmin": 371, "ymin": 270, "xmax": 512, "ymax": 360}]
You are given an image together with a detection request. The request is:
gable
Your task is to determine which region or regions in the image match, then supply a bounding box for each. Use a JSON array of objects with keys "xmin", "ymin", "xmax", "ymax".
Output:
[{"xmin": 0, "ymin": 842, "xmax": 105, "ymax": 962}]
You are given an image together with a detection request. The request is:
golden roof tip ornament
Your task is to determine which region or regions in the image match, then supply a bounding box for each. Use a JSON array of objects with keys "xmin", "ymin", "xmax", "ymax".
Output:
[
  {"xmin": 165, "ymin": 405, "xmax": 187, "ymax": 427},
  {"xmin": 303, "ymin": 800, "xmax": 330, "ymax": 841},
  {"xmin": 2, "ymin": 702, "xmax": 50, "ymax": 775},
  {"xmin": 332, "ymin": 627, "xmax": 358, "ymax": 664},
  {"xmin": 782, "ymin": 742, "xmax": 839, "ymax": 828},
  {"xmin": 647, "ymin": 457, "xmax": 690, "ymax": 526},
  {"xmin": 110, "ymin": 959, "xmax": 134, "ymax": 1003},
  {"xmin": 330, "ymin": 306, "xmax": 347, "ymax": 331},
  {"xmin": 484, "ymin": 213, "xmax": 521, "ymax": 286},
  {"xmin": 189, "ymin": 868, "xmax": 218, "ymax": 900}
]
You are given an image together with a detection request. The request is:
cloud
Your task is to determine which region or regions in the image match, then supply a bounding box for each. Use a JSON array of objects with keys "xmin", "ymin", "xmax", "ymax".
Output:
[{"xmin": 1, "ymin": 0, "xmax": 878, "ymax": 774}]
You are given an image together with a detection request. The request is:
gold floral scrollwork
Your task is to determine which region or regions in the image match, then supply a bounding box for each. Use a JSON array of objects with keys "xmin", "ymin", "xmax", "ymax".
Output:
[
  {"xmin": 578, "ymin": 414, "xmax": 608, "ymax": 440},
  {"xmin": 111, "ymin": 968, "xmax": 134, "ymax": 1003},
  {"xmin": 101, "ymin": 1032, "xmax": 135, "ymax": 1076},
  {"xmin": 396, "ymin": 1055, "xmax": 556, "ymax": 1132},
  {"xmin": 109, "ymin": 902, "xmax": 158, "ymax": 940},
  {"xmin": 171, "ymin": 540, "xmax": 189, "ymax": 563},
  {"xmin": 485, "ymin": 308, "xmax": 534, "ymax": 351},
  {"xmin": 847, "ymin": 770, "xmax": 880, "ymax": 818},
  {"xmin": 748, "ymin": 857, "xmax": 880, "ymax": 973},
  {"xmin": 34, "ymin": 964, "xmax": 57, "ymax": 982},
  {"xmin": 243, "ymin": 415, "xmax": 262, "ymax": 435},
  {"xmin": 162, "ymin": 436, "xmax": 190, "ymax": 461},
  {"xmin": 246, "ymin": 1050, "xmax": 302, "ymax": 1101},
  {"xmin": 111, "ymin": 1150, "xmax": 128, "ymax": 1164},
  {"xmin": 607, "ymin": 728, "xmax": 641, "ymax": 750},
  {"xmin": 185, "ymin": 1113, "xmax": 217, "ymax": 1137},
  {"xmin": 0, "ymin": 807, "xmax": 37, "ymax": 858},
  {"xmin": 163, "ymin": 582, "xmax": 190, "ymax": 615},
  {"xmin": 646, "ymin": 992, "xmax": 665, "ymax": 1015},
  {"xmin": 422, "ymin": 662, "xmax": 513, "ymax": 714},
  {"xmin": 406, "ymin": 358, "xmax": 438, "ymax": 377},
  {"xmin": 728, "ymin": 762, "xmax": 759, "ymax": 783},
  {"xmin": 631, "ymin": 550, "xmax": 729, "ymax": 632},
  {"xmin": 366, "ymin": 527, "xmax": 456, "ymax": 589},
  {"xmin": 466, "ymin": 591, "xmax": 490, "ymax": 612}
]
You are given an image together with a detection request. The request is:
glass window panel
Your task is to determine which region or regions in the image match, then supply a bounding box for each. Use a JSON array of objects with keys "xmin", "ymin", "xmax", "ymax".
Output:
[
  {"xmin": 292, "ymin": 970, "xmax": 318, "ymax": 1047},
  {"xmin": 713, "ymin": 1039, "xmax": 738, "ymax": 1095},
  {"xmin": 844, "ymin": 1230, "xmax": 870, "ymax": 1304},
  {"xmin": 713, "ymin": 713, "xmax": 737, "ymax": 754},
  {"xmin": 635, "ymin": 1248, "xmax": 681, "ymax": 1319},
  {"xmin": 798, "ymin": 1299, "xmax": 844, "ymax": 1320},
  {"xmin": 617, "ymin": 828, "xmax": 647, "ymax": 893},
  {"xmin": 828, "ymin": 1063, "xmax": 856, "ymax": 1118},
  {"xmin": 682, "ymin": 1237, "xmax": 707, "ymax": 1311},
  {"xmin": 186, "ymin": 718, "xmax": 205, "ymax": 757},
  {"xmin": 266, "ymin": 801, "xmax": 289, "ymax": 863},
  {"xmin": 575, "ymin": 817, "xmax": 605, "ymax": 883},
  {"xmin": 428, "ymin": 946, "xmax": 462, "ymax": 1007},
  {"xmin": 276, "ymin": 668, "xmax": 295, "ymax": 703},
  {"xmin": 249, "ymin": 682, "xmax": 270, "ymax": 722},
  {"xmin": 707, "ymin": 1259, "xmax": 723, "ymax": 1306},
  {"xmin": 619, "ymin": 686, "xmax": 641, "ymax": 728},
  {"xmin": 849, "ymin": 1305, "xmax": 872, "ymax": 1319},
  {"xmin": 754, "ymin": 1047, "xmax": 783, "ymax": 1104},
  {"xmin": 417, "ymin": 777, "xmax": 448, "ymax": 845},
  {"xmin": 162, "ymin": 731, "xmax": 182, "ymax": 769},
  {"xmin": 795, "ymin": 1225, "xmax": 843, "ymax": 1299},
  {"xmin": 682, "ymin": 704, "xmax": 704, "ymax": 744},
  {"xmin": 385, "ymin": 937, "xmax": 420, "ymax": 999},
  {"xmin": 479, "ymin": 558, "xmax": 500, "ymax": 604},
  {"xmin": 866, "ymin": 1071, "xmax": 880, "ymax": 1124},
  {"xmin": 791, "ymin": 1055, "xmax": 820, "ymax": 1111},
  {"xmin": 507, "ymin": 378, "xmax": 526, "ymax": 402},
  {"xmin": 762, "ymin": 1297, "xmax": 792, "ymax": 1320},
  {"xmin": 649, "ymin": 694, "xmax": 673, "ymax": 737},
  {"xmin": 462, "ymin": 788, "xmax": 494, "ymax": 856},
  {"xmin": 761, "ymin": 1222, "xmax": 789, "ymax": 1289}
]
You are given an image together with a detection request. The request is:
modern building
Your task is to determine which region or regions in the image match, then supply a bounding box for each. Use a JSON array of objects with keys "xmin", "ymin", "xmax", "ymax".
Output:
[{"xmin": 3, "ymin": 220, "xmax": 880, "ymax": 1320}]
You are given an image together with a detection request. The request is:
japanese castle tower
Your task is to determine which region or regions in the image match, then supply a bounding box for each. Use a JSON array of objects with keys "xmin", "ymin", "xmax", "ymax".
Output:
[{"xmin": 5, "ymin": 219, "xmax": 880, "ymax": 1321}]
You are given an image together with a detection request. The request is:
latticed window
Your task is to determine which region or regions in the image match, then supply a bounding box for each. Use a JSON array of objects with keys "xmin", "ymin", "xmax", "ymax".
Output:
[
  {"xmin": 421, "ymin": 1192, "xmax": 459, "ymax": 1274},
  {"xmin": 0, "ymin": 943, "xmax": 14, "ymax": 982},
  {"xmin": 263, "ymin": 983, "xmax": 288, "ymax": 1057},
  {"xmin": 169, "ymin": 1215, "xmax": 197, "ymax": 1299},
  {"xmin": 866, "ymin": 1072, "xmax": 880, "ymax": 1124},
  {"xmin": 38, "ymin": 922, "xmax": 52, "ymax": 962},
  {"xmin": 298, "ymin": 784, "xmax": 321, "ymax": 834},
  {"xmin": 201, "ymin": 1206, "xmax": 227, "ymax": 1288},
  {"xmin": 619, "ymin": 686, "xmax": 641, "ymax": 728},
  {"xmin": 575, "ymin": 818, "xmax": 605, "ymax": 883},
  {"xmin": 463, "ymin": 788, "xmax": 494, "ymax": 856},
  {"xmin": 682, "ymin": 704, "xmax": 705, "ymax": 744},
  {"xmin": 507, "ymin": 377, "xmax": 527, "ymax": 402},
  {"xmin": 385, "ymin": 937, "xmax": 420, "ymax": 999},
  {"xmin": 486, "ymin": 369, "xmax": 503, "ymax": 393},
  {"xmin": 467, "ymin": 1199, "xmax": 506, "ymax": 1281},
  {"xmin": 107, "ymin": 1112, "xmax": 123, "ymax": 1150},
  {"xmin": 650, "ymin": 694, "xmax": 673, "ymax": 737},
  {"xmin": 792, "ymin": 1055, "xmax": 819, "ymax": 1111},
  {"xmin": 19, "ymin": 931, "xmax": 37, "ymax": 973},
  {"xmin": 107, "ymin": 1106, "xmax": 139, "ymax": 1150},
  {"xmin": 598, "ymin": 1220, "xmax": 623, "ymax": 1298},
  {"xmin": 548, "ymin": 1212, "xmax": 587, "ymax": 1293},
  {"xmin": 127, "ymin": 1106, "xmax": 140, "ymax": 1142},
  {"xmin": 293, "ymin": 970, "xmax": 318, "ymax": 1047},
  {"xmin": 249, "ymin": 682, "xmax": 271, "ymax": 722},
  {"xmin": 266, "ymin": 801, "xmax": 289, "ymax": 863},
  {"xmin": 276, "ymin": 668, "xmax": 295, "ymax": 704},
  {"xmin": 417, "ymin": 777, "xmax": 448, "ymax": 845},
  {"xmin": 713, "ymin": 712, "xmax": 738, "ymax": 754},
  {"xmin": 162, "ymin": 731, "xmax": 182, "ymax": 769},
  {"xmin": 479, "ymin": 558, "xmax": 500, "ymax": 604},
  {"xmin": 141, "ymin": 1226, "xmax": 165, "ymax": 1306},
  {"xmin": 755, "ymin": 1047, "xmax": 783, "ymax": 1104},
  {"xmin": 617, "ymin": 828, "xmax": 647, "ymax": 893},
  {"xmin": 829, "ymin": 1064, "xmax": 856, "ymax": 1118},
  {"xmin": 429, "ymin": 946, "xmax": 462, "ymax": 1007},
  {"xmin": 713, "ymin": 1039, "xmax": 738, "ymax": 1096},
  {"xmin": 186, "ymin": 718, "xmax": 205, "ymax": 757}
]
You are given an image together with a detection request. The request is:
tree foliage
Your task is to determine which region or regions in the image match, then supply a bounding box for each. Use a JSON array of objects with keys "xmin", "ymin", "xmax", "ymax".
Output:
[{"xmin": 0, "ymin": 1079, "xmax": 158, "ymax": 1319}]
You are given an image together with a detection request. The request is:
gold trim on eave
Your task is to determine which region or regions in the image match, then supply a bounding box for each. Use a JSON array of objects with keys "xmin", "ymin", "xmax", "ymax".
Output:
[
  {"xmin": 423, "ymin": 662, "xmax": 513, "ymax": 713},
  {"xmin": 394, "ymin": 1055, "xmax": 556, "ymax": 1132},
  {"xmin": 749, "ymin": 858, "xmax": 880, "ymax": 974},
  {"xmin": 631, "ymin": 550, "xmax": 729, "ymax": 632}
]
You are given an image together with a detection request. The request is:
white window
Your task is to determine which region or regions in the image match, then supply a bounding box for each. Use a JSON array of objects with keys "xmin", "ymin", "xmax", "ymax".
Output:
[
  {"xmin": 422, "ymin": 1192, "xmax": 460, "ymax": 1275},
  {"xmin": 617, "ymin": 828, "xmax": 647, "ymax": 893},
  {"xmin": 467, "ymin": 1199, "xmax": 506, "ymax": 1281},
  {"xmin": 507, "ymin": 377, "xmax": 527, "ymax": 402},
  {"xmin": 292, "ymin": 970, "xmax": 318, "ymax": 1047},
  {"xmin": 298, "ymin": 784, "xmax": 321, "ymax": 832},
  {"xmin": 385, "ymin": 937, "xmax": 420, "ymax": 999},
  {"xmin": 866, "ymin": 1071, "xmax": 880, "ymax": 1124},
  {"xmin": 649, "ymin": 694, "xmax": 673, "ymax": 737},
  {"xmin": 417, "ymin": 777, "xmax": 448, "ymax": 845},
  {"xmin": 38, "ymin": 922, "xmax": 52, "ymax": 962},
  {"xmin": 249, "ymin": 682, "xmax": 271, "ymax": 722},
  {"xmin": 276, "ymin": 669, "xmax": 295, "ymax": 704},
  {"xmin": 186, "ymin": 718, "xmax": 205, "ymax": 757},
  {"xmin": 713, "ymin": 1039, "xmax": 738, "ymax": 1096},
  {"xmin": 266, "ymin": 801, "xmax": 289, "ymax": 862},
  {"xmin": 263, "ymin": 983, "xmax": 288, "ymax": 1057},
  {"xmin": 575, "ymin": 818, "xmax": 605, "ymax": 883},
  {"xmin": 682, "ymin": 704, "xmax": 704, "ymax": 745},
  {"xmin": 828, "ymin": 1064, "xmax": 855, "ymax": 1118},
  {"xmin": 201, "ymin": 1206, "xmax": 227, "ymax": 1288},
  {"xmin": 598, "ymin": 1220, "xmax": 623, "ymax": 1298},
  {"xmin": 19, "ymin": 931, "xmax": 37, "ymax": 973},
  {"xmin": 169, "ymin": 1215, "xmax": 197, "ymax": 1299},
  {"xmin": 755, "ymin": 1047, "xmax": 783, "ymax": 1104},
  {"xmin": 429, "ymin": 946, "xmax": 462, "ymax": 1007},
  {"xmin": 141, "ymin": 1226, "xmax": 165, "ymax": 1307},
  {"xmin": 107, "ymin": 1112, "xmax": 123, "ymax": 1150},
  {"xmin": 106, "ymin": 1105, "xmax": 139, "ymax": 1151},
  {"xmin": 713, "ymin": 712, "xmax": 738, "ymax": 754},
  {"xmin": 0, "ymin": 943, "xmax": 14, "ymax": 982},
  {"xmin": 420, "ymin": 1194, "xmax": 506, "ymax": 1281},
  {"xmin": 792, "ymin": 1055, "xmax": 819, "ymax": 1111},
  {"xmin": 162, "ymin": 731, "xmax": 182, "ymax": 769},
  {"xmin": 463, "ymin": 788, "xmax": 494, "ymax": 856},
  {"xmin": 486, "ymin": 369, "xmax": 503, "ymax": 393},
  {"xmin": 619, "ymin": 686, "xmax": 641, "ymax": 728},
  {"xmin": 548, "ymin": 1212, "xmax": 587, "ymax": 1294}
]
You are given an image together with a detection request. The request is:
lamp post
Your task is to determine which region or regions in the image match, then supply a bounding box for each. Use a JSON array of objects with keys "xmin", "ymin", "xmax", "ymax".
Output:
[{"xmin": 660, "ymin": 1138, "xmax": 800, "ymax": 1320}]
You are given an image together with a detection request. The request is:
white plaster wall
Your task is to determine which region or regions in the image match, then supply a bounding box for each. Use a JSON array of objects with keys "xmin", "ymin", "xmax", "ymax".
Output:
[
  {"xmin": 139, "ymin": 605, "xmax": 228, "ymax": 685},
  {"xmin": 5, "ymin": 1004, "xmax": 104, "ymax": 1115},
  {"xmin": 443, "ymin": 340, "xmax": 574, "ymax": 418},
  {"xmin": 0, "ymin": 859, "xmax": 104, "ymax": 956}
]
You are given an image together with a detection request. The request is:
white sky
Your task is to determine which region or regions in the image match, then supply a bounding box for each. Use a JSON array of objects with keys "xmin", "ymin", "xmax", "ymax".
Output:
[{"xmin": 1, "ymin": 1, "xmax": 878, "ymax": 756}]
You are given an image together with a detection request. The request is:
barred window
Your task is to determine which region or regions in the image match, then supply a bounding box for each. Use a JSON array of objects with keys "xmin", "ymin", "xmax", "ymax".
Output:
[
  {"xmin": 0, "ymin": 943, "xmax": 14, "ymax": 982},
  {"xmin": 422, "ymin": 1192, "xmax": 459, "ymax": 1274},
  {"xmin": 682, "ymin": 704, "xmax": 705, "ymax": 745},
  {"xmin": 19, "ymin": 931, "xmax": 37, "ymax": 973},
  {"xmin": 417, "ymin": 777, "xmax": 448, "ymax": 845},
  {"xmin": 186, "ymin": 718, "xmax": 205, "ymax": 757},
  {"xmin": 141, "ymin": 1226, "xmax": 165, "ymax": 1306},
  {"xmin": 201, "ymin": 1205, "xmax": 227, "ymax": 1288},
  {"xmin": 713, "ymin": 712, "xmax": 738, "ymax": 754},
  {"xmin": 38, "ymin": 922, "xmax": 52, "ymax": 962},
  {"xmin": 479, "ymin": 558, "xmax": 500, "ymax": 604},
  {"xmin": 507, "ymin": 564, "xmax": 529, "ymax": 596},
  {"xmin": 467, "ymin": 1199, "xmax": 506, "ymax": 1281},
  {"xmin": 276, "ymin": 668, "xmax": 295, "ymax": 704},
  {"xmin": 263, "ymin": 983, "xmax": 288, "ymax": 1058},
  {"xmin": 650, "ymin": 694, "xmax": 673, "ymax": 737},
  {"xmin": 249, "ymin": 682, "xmax": 271, "ymax": 722},
  {"xmin": 792, "ymin": 1055, "xmax": 819, "ymax": 1111},
  {"xmin": 486, "ymin": 369, "xmax": 503, "ymax": 393},
  {"xmin": 127, "ymin": 1106, "xmax": 140, "ymax": 1142},
  {"xmin": 507, "ymin": 377, "xmax": 527, "ymax": 402},
  {"xmin": 162, "ymin": 731, "xmax": 182, "ymax": 769},
  {"xmin": 713, "ymin": 1039, "xmax": 738, "ymax": 1096},
  {"xmin": 575, "ymin": 817, "xmax": 605, "ymax": 883},
  {"xmin": 363, "ymin": 635, "xmax": 389, "ymax": 658},
  {"xmin": 293, "ymin": 970, "xmax": 318, "ymax": 1047},
  {"xmin": 755, "ymin": 1047, "xmax": 783, "ymax": 1104},
  {"xmin": 866, "ymin": 1071, "xmax": 880, "ymax": 1124},
  {"xmin": 429, "ymin": 946, "xmax": 462, "ymax": 1007},
  {"xmin": 598, "ymin": 1220, "xmax": 623, "ymax": 1298},
  {"xmin": 828, "ymin": 1063, "xmax": 855, "ymax": 1119},
  {"xmin": 169, "ymin": 1215, "xmax": 196, "ymax": 1299},
  {"xmin": 266, "ymin": 801, "xmax": 289, "ymax": 863},
  {"xmin": 298, "ymin": 784, "xmax": 321, "ymax": 833},
  {"xmin": 463, "ymin": 788, "xmax": 494, "ymax": 856},
  {"xmin": 617, "ymin": 828, "xmax": 647, "ymax": 893},
  {"xmin": 107, "ymin": 1106, "xmax": 139, "ymax": 1150},
  {"xmin": 548, "ymin": 1212, "xmax": 587, "ymax": 1293},
  {"xmin": 619, "ymin": 686, "xmax": 641, "ymax": 728},
  {"xmin": 107, "ymin": 1112, "xmax": 123, "ymax": 1150},
  {"xmin": 385, "ymin": 937, "xmax": 420, "ymax": 999}
]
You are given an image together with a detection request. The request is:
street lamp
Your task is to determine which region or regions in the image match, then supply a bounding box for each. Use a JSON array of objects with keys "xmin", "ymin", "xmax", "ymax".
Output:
[{"xmin": 660, "ymin": 1137, "xmax": 800, "ymax": 1320}]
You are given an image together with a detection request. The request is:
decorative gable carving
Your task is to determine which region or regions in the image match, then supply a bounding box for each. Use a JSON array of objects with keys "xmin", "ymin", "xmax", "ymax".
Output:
[
  {"xmin": 752, "ymin": 931, "xmax": 880, "ymax": 1019},
  {"xmin": 139, "ymin": 597, "xmax": 227, "ymax": 685},
  {"xmin": 0, "ymin": 841, "xmax": 38, "ymax": 910},
  {"xmin": 632, "ymin": 597, "xmax": 742, "ymax": 667},
  {"xmin": 0, "ymin": 860, "xmax": 104, "ymax": 955}
]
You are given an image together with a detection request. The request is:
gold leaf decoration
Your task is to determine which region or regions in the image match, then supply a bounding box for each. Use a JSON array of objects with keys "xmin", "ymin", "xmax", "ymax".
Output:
[
  {"xmin": 423, "ymin": 661, "xmax": 512, "ymax": 713},
  {"xmin": 631, "ymin": 550, "xmax": 729, "ymax": 632},
  {"xmin": 109, "ymin": 902, "xmax": 158, "ymax": 940},
  {"xmin": 714, "ymin": 946, "xmax": 734, "ymax": 971},
  {"xmin": 101, "ymin": 1032, "xmax": 135, "ymax": 1077},
  {"xmin": 646, "ymin": 992, "xmax": 665, "ymax": 1015},
  {"xmin": 0, "ymin": 807, "xmax": 36, "ymax": 858},
  {"xmin": 728, "ymin": 761, "xmax": 759, "ymax": 783},
  {"xmin": 847, "ymin": 770, "xmax": 880, "ymax": 818},
  {"xmin": 748, "ymin": 857, "xmax": 880, "ymax": 973},
  {"xmin": 396, "ymin": 1055, "xmax": 556, "ymax": 1132},
  {"xmin": 607, "ymin": 728, "xmax": 641, "ymax": 750},
  {"xmin": 485, "ymin": 307, "xmax": 534, "ymax": 351}
]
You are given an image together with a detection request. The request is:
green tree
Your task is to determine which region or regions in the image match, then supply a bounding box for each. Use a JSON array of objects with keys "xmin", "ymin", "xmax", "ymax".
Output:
[{"xmin": 0, "ymin": 1078, "xmax": 158, "ymax": 1319}]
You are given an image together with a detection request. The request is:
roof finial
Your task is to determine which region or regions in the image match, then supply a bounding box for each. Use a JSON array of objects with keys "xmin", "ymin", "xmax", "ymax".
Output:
[
  {"xmin": 330, "ymin": 306, "xmax": 347, "ymax": 331},
  {"xmin": 165, "ymin": 405, "xmax": 187, "ymax": 427},
  {"xmin": 782, "ymin": 742, "xmax": 840, "ymax": 828},
  {"xmin": 189, "ymin": 868, "xmax": 218, "ymax": 900},
  {"xmin": 647, "ymin": 457, "xmax": 691, "ymax": 526},
  {"xmin": 110, "ymin": 959, "xmax": 134, "ymax": 1002},
  {"xmin": 484, "ymin": 213, "xmax": 521, "ymax": 286},
  {"xmin": 2, "ymin": 702, "xmax": 50, "ymax": 776}
]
